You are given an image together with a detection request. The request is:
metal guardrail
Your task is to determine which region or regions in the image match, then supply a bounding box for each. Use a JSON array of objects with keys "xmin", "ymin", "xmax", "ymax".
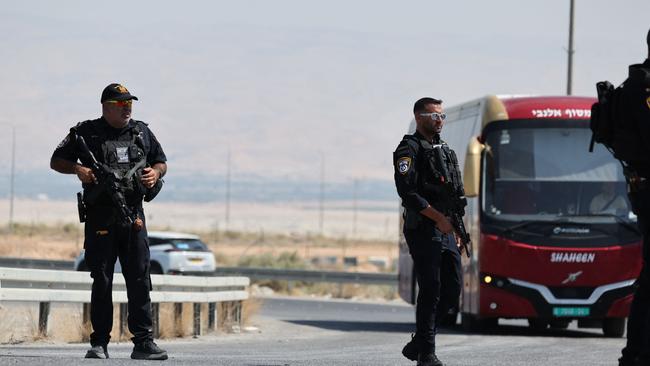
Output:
[
  {"xmin": 213, "ymin": 267, "xmax": 397, "ymax": 286},
  {"xmin": 0, "ymin": 257, "xmax": 397, "ymax": 286},
  {"xmin": 0, "ymin": 257, "xmax": 73, "ymax": 271},
  {"xmin": 0, "ymin": 266, "xmax": 249, "ymax": 338}
]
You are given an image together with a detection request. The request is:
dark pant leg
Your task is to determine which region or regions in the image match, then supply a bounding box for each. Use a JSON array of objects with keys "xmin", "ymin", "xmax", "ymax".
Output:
[
  {"xmin": 84, "ymin": 218, "xmax": 118, "ymax": 346},
  {"xmin": 405, "ymin": 225, "xmax": 443, "ymax": 355},
  {"xmin": 435, "ymin": 236, "xmax": 462, "ymax": 332},
  {"xmin": 623, "ymin": 207, "xmax": 650, "ymax": 361},
  {"xmin": 117, "ymin": 218, "xmax": 153, "ymax": 344}
]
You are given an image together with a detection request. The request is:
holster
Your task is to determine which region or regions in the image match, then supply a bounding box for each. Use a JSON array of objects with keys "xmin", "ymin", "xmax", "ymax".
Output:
[{"xmin": 77, "ymin": 192, "xmax": 87, "ymax": 223}]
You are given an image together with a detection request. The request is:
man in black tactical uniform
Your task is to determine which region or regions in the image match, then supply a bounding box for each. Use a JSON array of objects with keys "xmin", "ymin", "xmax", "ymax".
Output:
[
  {"xmin": 50, "ymin": 83, "xmax": 168, "ymax": 360},
  {"xmin": 393, "ymin": 97, "xmax": 463, "ymax": 366},
  {"xmin": 618, "ymin": 29, "xmax": 650, "ymax": 366}
]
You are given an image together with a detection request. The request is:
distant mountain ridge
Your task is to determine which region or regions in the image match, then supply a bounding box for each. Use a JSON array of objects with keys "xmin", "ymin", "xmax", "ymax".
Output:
[{"xmin": 0, "ymin": 170, "xmax": 397, "ymax": 203}]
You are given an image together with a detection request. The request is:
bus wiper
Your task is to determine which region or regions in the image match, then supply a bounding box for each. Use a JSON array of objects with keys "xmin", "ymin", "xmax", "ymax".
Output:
[
  {"xmin": 562, "ymin": 213, "xmax": 641, "ymax": 235},
  {"xmin": 502, "ymin": 220, "xmax": 545, "ymax": 236}
]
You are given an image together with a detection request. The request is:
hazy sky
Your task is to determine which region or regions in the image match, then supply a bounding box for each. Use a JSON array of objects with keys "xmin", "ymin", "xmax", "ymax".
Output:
[{"xmin": 0, "ymin": 0, "xmax": 649, "ymax": 189}]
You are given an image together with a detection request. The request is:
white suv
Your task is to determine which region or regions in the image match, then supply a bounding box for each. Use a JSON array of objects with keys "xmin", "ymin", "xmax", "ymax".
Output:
[{"xmin": 74, "ymin": 231, "xmax": 217, "ymax": 274}]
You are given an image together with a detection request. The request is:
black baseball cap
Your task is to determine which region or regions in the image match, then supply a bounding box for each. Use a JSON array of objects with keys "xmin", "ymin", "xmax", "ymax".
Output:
[{"xmin": 100, "ymin": 83, "xmax": 139, "ymax": 103}]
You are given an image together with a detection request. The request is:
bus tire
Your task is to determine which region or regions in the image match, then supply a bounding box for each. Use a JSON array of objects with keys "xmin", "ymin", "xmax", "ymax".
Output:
[
  {"xmin": 461, "ymin": 313, "xmax": 497, "ymax": 332},
  {"xmin": 549, "ymin": 319, "xmax": 570, "ymax": 329},
  {"xmin": 602, "ymin": 318, "xmax": 625, "ymax": 338},
  {"xmin": 439, "ymin": 309, "xmax": 459, "ymax": 327},
  {"xmin": 528, "ymin": 319, "xmax": 548, "ymax": 330}
]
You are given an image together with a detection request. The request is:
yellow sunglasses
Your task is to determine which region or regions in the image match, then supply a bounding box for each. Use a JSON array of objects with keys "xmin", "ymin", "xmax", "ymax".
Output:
[{"xmin": 105, "ymin": 100, "xmax": 133, "ymax": 107}]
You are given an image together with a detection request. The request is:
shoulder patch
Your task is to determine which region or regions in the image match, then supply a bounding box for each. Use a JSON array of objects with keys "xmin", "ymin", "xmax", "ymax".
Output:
[
  {"xmin": 397, "ymin": 157, "xmax": 412, "ymax": 175},
  {"xmin": 646, "ymin": 96, "xmax": 650, "ymax": 110}
]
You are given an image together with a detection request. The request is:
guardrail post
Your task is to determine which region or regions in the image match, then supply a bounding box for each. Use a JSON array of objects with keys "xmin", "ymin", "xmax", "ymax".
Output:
[
  {"xmin": 82, "ymin": 303, "xmax": 91, "ymax": 342},
  {"xmin": 208, "ymin": 302, "xmax": 216, "ymax": 331},
  {"xmin": 38, "ymin": 302, "xmax": 50, "ymax": 337},
  {"xmin": 174, "ymin": 303, "xmax": 183, "ymax": 336},
  {"xmin": 152, "ymin": 303, "xmax": 160, "ymax": 339},
  {"xmin": 119, "ymin": 303, "xmax": 128, "ymax": 338},
  {"xmin": 193, "ymin": 303, "xmax": 201, "ymax": 338},
  {"xmin": 235, "ymin": 300, "xmax": 243, "ymax": 329}
]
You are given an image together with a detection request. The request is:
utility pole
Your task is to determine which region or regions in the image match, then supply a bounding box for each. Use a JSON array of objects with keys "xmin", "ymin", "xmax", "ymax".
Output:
[
  {"xmin": 318, "ymin": 153, "xmax": 325, "ymax": 236},
  {"xmin": 352, "ymin": 178, "xmax": 358, "ymax": 238},
  {"xmin": 225, "ymin": 148, "xmax": 231, "ymax": 232},
  {"xmin": 8, "ymin": 125, "xmax": 15, "ymax": 234},
  {"xmin": 566, "ymin": 0, "xmax": 575, "ymax": 95}
]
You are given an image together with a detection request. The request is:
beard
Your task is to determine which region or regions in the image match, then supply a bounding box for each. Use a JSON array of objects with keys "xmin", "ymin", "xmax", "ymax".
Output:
[{"xmin": 422, "ymin": 122, "xmax": 440, "ymax": 135}]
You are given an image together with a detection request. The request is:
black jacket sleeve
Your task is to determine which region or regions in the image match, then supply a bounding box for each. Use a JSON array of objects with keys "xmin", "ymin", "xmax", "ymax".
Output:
[
  {"xmin": 51, "ymin": 131, "xmax": 79, "ymax": 163},
  {"xmin": 393, "ymin": 138, "xmax": 429, "ymax": 211},
  {"xmin": 143, "ymin": 126, "xmax": 167, "ymax": 165}
]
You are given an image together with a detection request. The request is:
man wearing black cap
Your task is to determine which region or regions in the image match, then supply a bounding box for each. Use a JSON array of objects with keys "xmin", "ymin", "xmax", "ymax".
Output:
[
  {"xmin": 393, "ymin": 97, "xmax": 463, "ymax": 366},
  {"xmin": 50, "ymin": 83, "xmax": 168, "ymax": 360},
  {"xmin": 617, "ymin": 29, "xmax": 650, "ymax": 366}
]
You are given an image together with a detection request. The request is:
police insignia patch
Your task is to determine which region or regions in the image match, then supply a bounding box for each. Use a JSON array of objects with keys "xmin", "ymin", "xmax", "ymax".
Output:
[
  {"xmin": 646, "ymin": 96, "xmax": 650, "ymax": 110},
  {"xmin": 397, "ymin": 157, "xmax": 411, "ymax": 174}
]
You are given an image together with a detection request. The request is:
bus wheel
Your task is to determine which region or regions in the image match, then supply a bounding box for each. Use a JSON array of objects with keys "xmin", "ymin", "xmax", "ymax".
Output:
[
  {"xmin": 549, "ymin": 319, "xmax": 570, "ymax": 329},
  {"xmin": 439, "ymin": 310, "xmax": 459, "ymax": 327},
  {"xmin": 602, "ymin": 318, "xmax": 625, "ymax": 338},
  {"xmin": 461, "ymin": 313, "xmax": 497, "ymax": 332},
  {"xmin": 528, "ymin": 319, "xmax": 548, "ymax": 330}
]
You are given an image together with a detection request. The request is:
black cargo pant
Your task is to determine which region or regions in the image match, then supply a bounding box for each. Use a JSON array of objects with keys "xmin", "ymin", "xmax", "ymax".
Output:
[
  {"xmin": 84, "ymin": 205, "xmax": 153, "ymax": 346},
  {"xmin": 622, "ymin": 188, "xmax": 650, "ymax": 362},
  {"xmin": 405, "ymin": 223, "xmax": 462, "ymax": 355}
]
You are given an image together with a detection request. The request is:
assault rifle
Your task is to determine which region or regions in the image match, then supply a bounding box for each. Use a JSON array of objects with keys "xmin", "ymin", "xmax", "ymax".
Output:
[
  {"xmin": 433, "ymin": 146, "xmax": 472, "ymax": 258},
  {"xmin": 76, "ymin": 135, "xmax": 142, "ymax": 231}
]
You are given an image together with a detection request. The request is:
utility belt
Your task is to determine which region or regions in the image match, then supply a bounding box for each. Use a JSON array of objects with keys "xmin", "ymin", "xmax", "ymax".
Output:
[{"xmin": 77, "ymin": 192, "xmax": 143, "ymax": 224}]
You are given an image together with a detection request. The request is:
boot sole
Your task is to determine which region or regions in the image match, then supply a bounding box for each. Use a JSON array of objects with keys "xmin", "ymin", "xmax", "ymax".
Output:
[
  {"xmin": 130, "ymin": 351, "xmax": 168, "ymax": 360},
  {"xmin": 402, "ymin": 348, "xmax": 418, "ymax": 361},
  {"xmin": 84, "ymin": 351, "xmax": 107, "ymax": 359}
]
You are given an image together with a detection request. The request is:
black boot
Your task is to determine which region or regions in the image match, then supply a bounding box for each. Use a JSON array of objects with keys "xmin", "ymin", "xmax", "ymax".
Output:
[
  {"xmin": 84, "ymin": 344, "xmax": 109, "ymax": 359},
  {"xmin": 402, "ymin": 334, "xmax": 418, "ymax": 361},
  {"xmin": 418, "ymin": 352, "xmax": 443, "ymax": 366},
  {"xmin": 131, "ymin": 340, "xmax": 168, "ymax": 360}
]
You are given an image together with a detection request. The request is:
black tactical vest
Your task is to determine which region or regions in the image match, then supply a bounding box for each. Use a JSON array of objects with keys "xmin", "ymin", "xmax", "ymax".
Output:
[
  {"xmin": 81, "ymin": 125, "xmax": 148, "ymax": 207},
  {"xmin": 404, "ymin": 134, "xmax": 463, "ymax": 214}
]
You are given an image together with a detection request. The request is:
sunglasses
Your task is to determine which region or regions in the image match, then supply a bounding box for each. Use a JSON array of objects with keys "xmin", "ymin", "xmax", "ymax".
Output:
[
  {"xmin": 419, "ymin": 112, "xmax": 446, "ymax": 121},
  {"xmin": 105, "ymin": 100, "xmax": 133, "ymax": 107}
]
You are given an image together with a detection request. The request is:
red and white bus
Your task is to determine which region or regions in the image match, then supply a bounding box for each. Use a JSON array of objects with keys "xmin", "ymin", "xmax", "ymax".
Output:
[{"xmin": 397, "ymin": 95, "xmax": 642, "ymax": 337}]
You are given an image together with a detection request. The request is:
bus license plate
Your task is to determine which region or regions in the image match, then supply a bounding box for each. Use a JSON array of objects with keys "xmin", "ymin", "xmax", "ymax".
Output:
[{"xmin": 553, "ymin": 307, "xmax": 590, "ymax": 317}]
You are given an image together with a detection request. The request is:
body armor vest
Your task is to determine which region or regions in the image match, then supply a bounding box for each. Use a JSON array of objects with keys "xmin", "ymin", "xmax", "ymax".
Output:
[
  {"xmin": 101, "ymin": 127, "xmax": 147, "ymax": 203},
  {"xmin": 407, "ymin": 134, "xmax": 465, "ymax": 215},
  {"xmin": 82, "ymin": 126, "xmax": 148, "ymax": 207}
]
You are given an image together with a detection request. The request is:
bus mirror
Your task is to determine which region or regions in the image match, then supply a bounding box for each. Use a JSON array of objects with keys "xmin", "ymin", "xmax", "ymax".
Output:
[{"xmin": 463, "ymin": 137, "xmax": 484, "ymax": 197}]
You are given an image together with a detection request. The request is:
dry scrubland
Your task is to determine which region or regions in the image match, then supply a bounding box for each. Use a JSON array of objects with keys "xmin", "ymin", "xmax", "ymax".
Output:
[
  {"xmin": 0, "ymin": 223, "xmax": 399, "ymax": 343},
  {"xmin": 0, "ymin": 300, "xmax": 258, "ymax": 344},
  {"xmin": 0, "ymin": 222, "xmax": 400, "ymax": 299}
]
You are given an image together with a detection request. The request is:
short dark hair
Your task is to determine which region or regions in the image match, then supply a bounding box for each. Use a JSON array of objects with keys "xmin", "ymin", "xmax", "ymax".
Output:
[
  {"xmin": 413, "ymin": 97, "xmax": 442, "ymax": 114},
  {"xmin": 647, "ymin": 28, "xmax": 650, "ymax": 54}
]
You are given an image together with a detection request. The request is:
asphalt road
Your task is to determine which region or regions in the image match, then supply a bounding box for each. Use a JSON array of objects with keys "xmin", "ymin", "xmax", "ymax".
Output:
[{"xmin": 0, "ymin": 296, "xmax": 627, "ymax": 366}]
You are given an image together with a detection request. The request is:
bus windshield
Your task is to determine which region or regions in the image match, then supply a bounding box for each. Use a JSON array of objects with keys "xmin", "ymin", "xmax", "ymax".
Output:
[{"xmin": 482, "ymin": 123, "xmax": 635, "ymax": 223}]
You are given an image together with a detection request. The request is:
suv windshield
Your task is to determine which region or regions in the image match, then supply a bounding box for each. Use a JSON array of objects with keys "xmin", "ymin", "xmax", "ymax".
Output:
[
  {"xmin": 150, "ymin": 238, "xmax": 209, "ymax": 251},
  {"xmin": 482, "ymin": 122, "xmax": 635, "ymax": 224}
]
